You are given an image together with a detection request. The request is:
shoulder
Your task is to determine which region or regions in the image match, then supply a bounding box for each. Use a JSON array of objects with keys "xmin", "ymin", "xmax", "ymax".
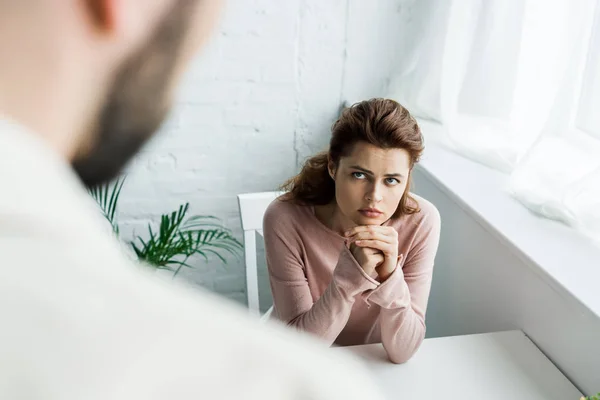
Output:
[
  {"xmin": 263, "ymin": 195, "xmax": 312, "ymax": 233},
  {"xmin": 389, "ymin": 193, "xmax": 441, "ymax": 239},
  {"xmin": 0, "ymin": 239, "xmax": 384, "ymax": 399},
  {"xmin": 411, "ymin": 193, "xmax": 441, "ymax": 231}
]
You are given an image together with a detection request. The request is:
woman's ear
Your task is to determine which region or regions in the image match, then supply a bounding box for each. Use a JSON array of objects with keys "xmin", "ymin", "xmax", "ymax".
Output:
[
  {"xmin": 84, "ymin": 0, "xmax": 117, "ymax": 31},
  {"xmin": 327, "ymin": 157, "xmax": 336, "ymax": 180}
]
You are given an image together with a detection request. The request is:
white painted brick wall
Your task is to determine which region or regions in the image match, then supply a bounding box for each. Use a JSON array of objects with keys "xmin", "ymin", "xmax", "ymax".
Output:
[{"xmin": 116, "ymin": 0, "xmax": 414, "ymax": 310}]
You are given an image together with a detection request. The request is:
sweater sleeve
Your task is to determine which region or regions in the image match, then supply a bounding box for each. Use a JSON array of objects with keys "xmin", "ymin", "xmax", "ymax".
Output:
[
  {"xmin": 263, "ymin": 205, "xmax": 378, "ymax": 345},
  {"xmin": 363, "ymin": 207, "xmax": 441, "ymax": 363}
]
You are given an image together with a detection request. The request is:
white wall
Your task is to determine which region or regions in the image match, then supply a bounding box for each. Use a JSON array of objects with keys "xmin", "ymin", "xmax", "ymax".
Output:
[
  {"xmin": 115, "ymin": 0, "xmax": 410, "ymax": 306},
  {"xmin": 412, "ymin": 167, "xmax": 600, "ymax": 395}
]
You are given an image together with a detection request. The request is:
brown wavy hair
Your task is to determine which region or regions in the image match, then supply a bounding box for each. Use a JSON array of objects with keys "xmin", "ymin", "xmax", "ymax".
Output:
[{"xmin": 282, "ymin": 98, "xmax": 424, "ymax": 217}]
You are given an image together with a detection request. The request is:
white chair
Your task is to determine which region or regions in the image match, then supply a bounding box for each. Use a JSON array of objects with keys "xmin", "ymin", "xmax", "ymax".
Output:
[{"xmin": 237, "ymin": 191, "xmax": 284, "ymax": 320}]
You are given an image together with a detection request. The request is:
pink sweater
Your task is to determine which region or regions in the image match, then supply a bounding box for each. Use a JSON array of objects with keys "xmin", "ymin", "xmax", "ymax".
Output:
[{"xmin": 263, "ymin": 194, "xmax": 441, "ymax": 363}]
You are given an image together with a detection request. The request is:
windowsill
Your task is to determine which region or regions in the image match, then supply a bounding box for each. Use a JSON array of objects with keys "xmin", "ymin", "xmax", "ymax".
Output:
[{"xmin": 416, "ymin": 119, "xmax": 600, "ymax": 319}]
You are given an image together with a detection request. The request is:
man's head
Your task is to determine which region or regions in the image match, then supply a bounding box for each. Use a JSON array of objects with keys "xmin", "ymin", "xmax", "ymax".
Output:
[{"xmin": 0, "ymin": 0, "xmax": 222, "ymax": 186}]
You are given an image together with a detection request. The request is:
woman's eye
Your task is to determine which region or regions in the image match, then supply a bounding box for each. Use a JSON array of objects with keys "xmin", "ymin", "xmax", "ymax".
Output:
[
  {"xmin": 385, "ymin": 178, "xmax": 400, "ymax": 185},
  {"xmin": 352, "ymin": 172, "xmax": 366, "ymax": 179}
]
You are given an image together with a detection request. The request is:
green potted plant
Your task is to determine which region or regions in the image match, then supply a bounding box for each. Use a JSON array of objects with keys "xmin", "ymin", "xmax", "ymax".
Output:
[{"xmin": 88, "ymin": 177, "xmax": 242, "ymax": 277}]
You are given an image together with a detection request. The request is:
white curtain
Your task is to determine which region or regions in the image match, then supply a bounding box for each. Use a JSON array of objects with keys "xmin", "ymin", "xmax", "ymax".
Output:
[{"xmin": 388, "ymin": 0, "xmax": 600, "ymax": 244}]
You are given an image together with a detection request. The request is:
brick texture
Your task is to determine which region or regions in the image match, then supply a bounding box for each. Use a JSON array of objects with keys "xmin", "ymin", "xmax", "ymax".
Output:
[{"xmin": 116, "ymin": 0, "xmax": 412, "ymax": 311}]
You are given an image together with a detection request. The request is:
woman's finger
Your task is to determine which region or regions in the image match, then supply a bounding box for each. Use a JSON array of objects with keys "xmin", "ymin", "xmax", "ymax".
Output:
[
  {"xmin": 345, "ymin": 225, "xmax": 397, "ymax": 238},
  {"xmin": 354, "ymin": 239, "xmax": 394, "ymax": 255},
  {"xmin": 347, "ymin": 231, "xmax": 393, "ymax": 244}
]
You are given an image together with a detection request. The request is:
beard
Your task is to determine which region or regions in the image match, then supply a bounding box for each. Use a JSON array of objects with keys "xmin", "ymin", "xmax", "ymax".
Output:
[{"xmin": 72, "ymin": 1, "xmax": 197, "ymax": 187}]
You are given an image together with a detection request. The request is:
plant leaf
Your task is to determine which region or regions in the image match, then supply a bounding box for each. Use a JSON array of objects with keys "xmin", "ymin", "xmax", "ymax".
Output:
[
  {"xmin": 88, "ymin": 176, "xmax": 126, "ymax": 236},
  {"xmin": 126, "ymin": 203, "xmax": 242, "ymax": 272}
]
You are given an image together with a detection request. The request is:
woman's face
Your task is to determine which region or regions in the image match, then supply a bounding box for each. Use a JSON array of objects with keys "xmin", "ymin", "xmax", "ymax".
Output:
[{"xmin": 329, "ymin": 141, "xmax": 411, "ymax": 226}]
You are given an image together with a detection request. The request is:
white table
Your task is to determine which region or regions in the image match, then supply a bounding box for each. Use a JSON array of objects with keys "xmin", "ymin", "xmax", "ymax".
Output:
[{"xmin": 339, "ymin": 331, "xmax": 583, "ymax": 400}]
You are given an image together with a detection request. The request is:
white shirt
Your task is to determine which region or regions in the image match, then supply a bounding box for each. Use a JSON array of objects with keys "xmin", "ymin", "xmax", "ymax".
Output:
[{"xmin": 0, "ymin": 119, "xmax": 386, "ymax": 400}]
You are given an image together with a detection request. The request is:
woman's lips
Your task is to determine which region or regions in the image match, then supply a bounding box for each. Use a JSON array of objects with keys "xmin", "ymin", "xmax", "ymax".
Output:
[{"xmin": 359, "ymin": 208, "xmax": 383, "ymax": 218}]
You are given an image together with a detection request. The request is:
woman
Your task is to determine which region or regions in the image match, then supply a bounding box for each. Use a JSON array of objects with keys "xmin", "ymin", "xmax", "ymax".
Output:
[{"xmin": 263, "ymin": 98, "xmax": 441, "ymax": 364}]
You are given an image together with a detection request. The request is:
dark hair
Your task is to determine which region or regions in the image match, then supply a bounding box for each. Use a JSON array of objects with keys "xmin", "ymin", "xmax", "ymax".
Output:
[{"xmin": 282, "ymin": 98, "xmax": 424, "ymax": 216}]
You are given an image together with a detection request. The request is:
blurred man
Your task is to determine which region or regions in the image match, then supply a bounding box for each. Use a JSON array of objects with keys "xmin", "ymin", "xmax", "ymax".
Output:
[{"xmin": 0, "ymin": 1, "xmax": 385, "ymax": 399}]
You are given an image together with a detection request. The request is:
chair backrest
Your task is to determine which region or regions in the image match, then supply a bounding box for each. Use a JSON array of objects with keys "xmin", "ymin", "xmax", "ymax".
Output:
[{"xmin": 237, "ymin": 191, "xmax": 285, "ymax": 314}]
